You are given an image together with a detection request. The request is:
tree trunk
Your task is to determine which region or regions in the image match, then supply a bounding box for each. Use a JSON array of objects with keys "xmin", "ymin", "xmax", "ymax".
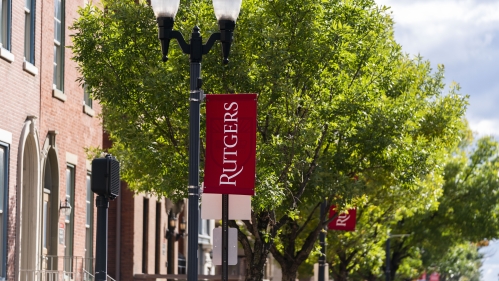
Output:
[
  {"xmin": 245, "ymin": 262, "xmax": 266, "ymax": 281},
  {"xmin": 271, "ymin": 209, "xmax": 326, "ymax": 281},
  {"xmin": 331, "ymin": 254, "xmax": 349, "ymax": 281},
  {"xmin": 229, "ymin": 212, "xmax": 273, "ymax": 281},
  {"xmin": 243, "ymin": 238, "xmax": 269, "ymax": 281},
  {"xmin": 389, "ymin": 240, "xmax": 408, "ymax": 281},
  {"xmin": 280, "ymin": 263, "xmax": 299, "ymax": 281},
  {"xmin": 365, "ymin": 273, "xmax": 378, "ymax": 281}
]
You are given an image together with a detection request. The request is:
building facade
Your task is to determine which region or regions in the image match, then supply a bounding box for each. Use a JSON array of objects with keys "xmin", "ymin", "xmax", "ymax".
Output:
[
  {"xmin": 106, "ymin": 189, "xmax": 218, "ymax": 281},
  {"xmin": 0, "ymin": 0, "xmax": 102, "ymax": 278},
  {"xmin": 1, "ymin": 0, "xmax": 277, "ymax": 279}
]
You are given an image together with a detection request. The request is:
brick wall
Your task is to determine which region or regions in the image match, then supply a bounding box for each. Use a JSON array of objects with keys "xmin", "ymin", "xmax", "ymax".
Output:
[
  {"xmin": 0, "ymin": 0, "xmax": 102, "ymax": 277},
  {"xmin": 0, "ymin": 0, "xmax": 42, "ymax": 275},
  {"xmin": 37, "ymin": 0, "xmax": 102, "ymax": 262}
]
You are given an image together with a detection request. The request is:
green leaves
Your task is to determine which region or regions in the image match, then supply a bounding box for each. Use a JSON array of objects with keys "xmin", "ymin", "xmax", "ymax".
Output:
[{"xmin": 70, "ymin": 0, "xmax": 469, "ymax": 280}]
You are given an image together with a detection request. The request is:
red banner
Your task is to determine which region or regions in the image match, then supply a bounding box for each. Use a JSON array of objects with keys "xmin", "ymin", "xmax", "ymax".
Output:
[
  {"xmin": 429, "ymin": 273, "xmax": 439, "ymax": 281},
  {"xmin": 203, "ymin": 94, "xmax": 257, "ymax": 195},
  {"xmin": 328, "ymin": 206, "xmax": 357, "ymax": 231}
]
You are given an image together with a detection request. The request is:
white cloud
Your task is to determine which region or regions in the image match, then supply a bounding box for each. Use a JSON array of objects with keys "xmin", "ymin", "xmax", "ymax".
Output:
[
  {"xmin": 377, "ymin": 0, "xmax": 499, "ymax": 62},
  {"xmin": 376, "ymin": 0, "xmax": 499, "ymax": 140},
  {"xmin": 469, "ymin": 119, "xmax": 499, "ymax": 138}
]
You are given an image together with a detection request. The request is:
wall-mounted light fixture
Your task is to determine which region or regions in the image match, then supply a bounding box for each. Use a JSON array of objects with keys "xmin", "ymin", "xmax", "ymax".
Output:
[
  {"xmin": 165, "ymin": 210, "xmax": 186, "ymax": 241},
  {"xmin": 60, "ymin": 199, "xmax": 72, "ymax": 216}
]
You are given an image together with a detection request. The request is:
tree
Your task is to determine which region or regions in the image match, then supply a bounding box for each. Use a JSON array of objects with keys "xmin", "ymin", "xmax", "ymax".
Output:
[
  {"xmin": 436, "ymin": 243, "xmax": 483, "ymax": 281},
  {"xmin": 70, "ymin": 0, "xmax": 468, "ymax": 280},
  {"xmin": 387, "ymin": 134, "xmax": 499, "ymax": 280}
]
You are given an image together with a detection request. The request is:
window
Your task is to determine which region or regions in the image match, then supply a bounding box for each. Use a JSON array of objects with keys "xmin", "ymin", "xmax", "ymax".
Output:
[
  {"xmin": 82, "ymin": 84, "xmax": 95, "ymax": 116},
  {"xmin": 142, "ymin": 198, "xmax": 149, "ymax": 273},
  {"xmin": 154, "ymin": 202, "xmax": 161, "ymax": 274},
  {"xmin": 0, "ymin": 144, "xmax": 9, "ymax": 279},
  {"xmin": 85, "ymin": 173, "xmax": 94, "ymax": 276},
  {"xmin": 24, "ymin": 0, "xmax": 35, "ymax": 64},
  {"xmin": 83, "ymin": 84, "xmax": 92, "ymax": 108},
  {"xmin": 53, "ymin": 0, "xmax": 64, "ymax": 90},
  {"xmin": 64, "ymin": 165, "xmax": 75, "ymax": 272},
  {"xmin": 0, "ymin": 0, "xmax": 11, "ymax": 50},
  {"xmin": 198, "ymin": 209, "xmax": 210, "ymax": 236}
]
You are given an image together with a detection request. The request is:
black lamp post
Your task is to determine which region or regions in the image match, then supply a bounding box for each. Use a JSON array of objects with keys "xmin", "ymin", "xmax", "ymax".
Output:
[
  {"xmin": 165, "ymin": 210, "xmax": 186, "ymax": 277},
  {"xmin": 150, "ymin": 1, "xmax": 242, "ymax": 280}
]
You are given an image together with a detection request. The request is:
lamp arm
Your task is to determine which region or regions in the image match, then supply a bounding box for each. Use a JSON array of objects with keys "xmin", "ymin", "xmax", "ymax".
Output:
[
  {"xmin": 202, "ymin": 32, "xmax": 221, "ymax": 55},
  {"xmin": 170, "ymin": 30, "xmax": 190, "ymax": 55}
]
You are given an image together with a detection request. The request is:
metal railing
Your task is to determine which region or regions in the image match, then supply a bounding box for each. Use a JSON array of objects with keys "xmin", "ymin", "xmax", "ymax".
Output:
[
  {"xmin": 133, "ymin": 274, "xmax": 244, "ymax": 281},
  {"xmin": 82, "ymin": 269, "xmax": 115, "ymax": 281},
  {"xmin": 19, "ymin": 256, "xmax": 95, "ymax": 281}
]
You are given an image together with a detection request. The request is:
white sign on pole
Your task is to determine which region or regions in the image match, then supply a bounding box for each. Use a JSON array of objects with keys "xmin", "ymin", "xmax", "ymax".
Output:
[
  {"xmin": 212, "ymin": 228, "xmax": 238, "ymax": 265},
  {"xmin": 313, "ymin": 263, "xmax": 329, "ymax": 281},
  {"xmin": 201, "ymin": 193, "xmax": 251, "ymax": 220}
]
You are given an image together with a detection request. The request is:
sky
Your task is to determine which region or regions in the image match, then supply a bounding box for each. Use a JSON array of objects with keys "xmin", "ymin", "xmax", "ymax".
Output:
[
  {"xmin": 373, "ymin": 0, "xmax": 499, "ymax": 280},
  {"xmin": 375, "ymin": 0, "xmax": 499, "ymax": 137}
]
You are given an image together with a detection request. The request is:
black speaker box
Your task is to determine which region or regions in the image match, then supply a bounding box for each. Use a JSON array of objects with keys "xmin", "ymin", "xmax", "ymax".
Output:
[{"xmin": 91, "ymin": 155, "xmax": 120, "ymax": 199}]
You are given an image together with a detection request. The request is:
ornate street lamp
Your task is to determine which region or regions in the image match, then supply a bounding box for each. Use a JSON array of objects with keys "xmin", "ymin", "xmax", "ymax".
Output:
[
  {"xmin": 165, "ymin": 210, "xmax": 186, "ymax": 278},
  {"xmin": 165, "ymin": 210, "xmax": 186, "ymax": 240},
  {"xmin": 149, "ymin": 1, "xmax": 242, "ymax": 280}
]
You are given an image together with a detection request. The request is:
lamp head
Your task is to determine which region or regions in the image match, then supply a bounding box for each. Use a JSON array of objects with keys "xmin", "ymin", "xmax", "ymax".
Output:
[
  {"xmin": 168, "ymin": 210, "xmax": 177, "ymax": 230},
  {"xmin": 213, "ymin": 0, "xmax": 242, "ymax": 64},
  {"xmin": 151, "ymin": 0, "xmax": 180, "ymax": 18},
  {"xmin": 212, "ymin": 0, "xmax": 242, "ymax": 22},
  {"xmin": 156, "ymin": 17, "xmax": 175, "ymax": 62},
  {"xmin": 60, "ymin": 199, "xmax": 72, "ymax": 217},
  {"xmin": 218, "ymin": 19, "xmax": 236, "ymax": 64},
  {"xmin": 179, "ymin": 217, "xmax": 186, "ymax": 233}
]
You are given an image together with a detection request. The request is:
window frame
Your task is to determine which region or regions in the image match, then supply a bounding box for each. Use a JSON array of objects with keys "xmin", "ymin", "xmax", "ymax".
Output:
[
  {"xmin": 53, "ymin": 0, "xmax": 64, "ymax": 90},
  {"xmin": 64, "ymin": 164, "xmax": 75, "ymax": 272},
  {"xmin": 85, "ymin": 172, "xmax": 94, "ymax": 275},
  {"xmin": 83, "ymin": 84, "xmax": 92, "ymax": 109},
  {"xmin": 142, "ymin": 198, "xmax": 149, "ymax": 273},
  {"xmin": 0, "ymin": 143, "xmax": 9, "ymax": 279},
  {"xmin": 23, "ymin": 0, "xmax": 35, "ymax": 64},
  {"xmin": 0, "ymin": 0, "xmax": 12, "ymax": 51}
]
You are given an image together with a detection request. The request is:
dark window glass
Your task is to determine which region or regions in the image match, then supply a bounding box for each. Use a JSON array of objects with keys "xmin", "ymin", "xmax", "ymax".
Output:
[
  {"xmin": 53, "ymin": 0, "xmax": 64, "ymax": 89},
  {"xmin": 0, "ymin": 0, "xmax": 11, "ymax": 50},
  {"xmin": 83, "ymin": 84, "xmax": 92, "ymax": 108},
  {"xmin": 85, "ymin": 174, "xmax": 94, "ymax": 275},
  {"xmin": 64, "ymin": 165, "xmax": 75, "ymax": 272},
  {"xmin": 24, "ymin": 0, "xmax": 35, "ymax": 63},
  {"xmin": 0, "ymin": 144, "xmax": 9, "ymax": 278}
]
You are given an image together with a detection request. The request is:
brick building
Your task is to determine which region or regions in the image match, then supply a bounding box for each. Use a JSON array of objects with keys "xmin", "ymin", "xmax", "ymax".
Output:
[
  {"xmin": 1, "ymin": 0, "xmax": 277, "ymax": 279},
  {"xmin": 1, "ymin": 0, "xmax": 217, "ymax": 277},
  {"xmin": 106, "ymin": 190, "xmax": 218, "ymax": 281},
  {"xmin": 0, "ymin": 0, "xmax": 102, "ymax": 278}
]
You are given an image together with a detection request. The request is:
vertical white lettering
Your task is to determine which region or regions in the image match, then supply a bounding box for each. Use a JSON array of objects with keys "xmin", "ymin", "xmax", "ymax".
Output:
[
  {"xmin": 223, "ymin": 135, "xmax": 238, "ymax": 148},
  {"xmin": 219, "ymin": 167, "xmax": 244, "ymax": 186},
  {"xmin": 224, "ymin": 124, "xmax": 238, "ymax": 133},
  {"xmin": 336, "ymin": 214, "xmax": 350, "ymax": 227},
  {"xmin": 224, "ymin": 102, "xmax": 238, "ymax": 111},
  {"xmin": 220, "ymin": 101, "xmax": 242, "ymax": 186}
]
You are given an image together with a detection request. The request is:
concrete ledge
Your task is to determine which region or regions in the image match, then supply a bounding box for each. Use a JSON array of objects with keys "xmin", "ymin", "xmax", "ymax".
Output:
[
  {"xmin": 53, "ymin": 88, "xmax": 67, "ymax": 102},
  {"xmin": 0, "ymin": 48, "xmax": 14, "ymax": 63},
  {"xmin": 83, "ymin": 104, "xmax": 95, "ymax": 117},
  {"xmin": 66, "ymin": 152, "xmax": 78, "ymax": 166},
  {"xmin": 0, "ymin": 128, "xmax": 12, "ymax": 144},
  {"xmin": 23, "ymin": 61, "xmax": 38, "ymax": 76}
]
